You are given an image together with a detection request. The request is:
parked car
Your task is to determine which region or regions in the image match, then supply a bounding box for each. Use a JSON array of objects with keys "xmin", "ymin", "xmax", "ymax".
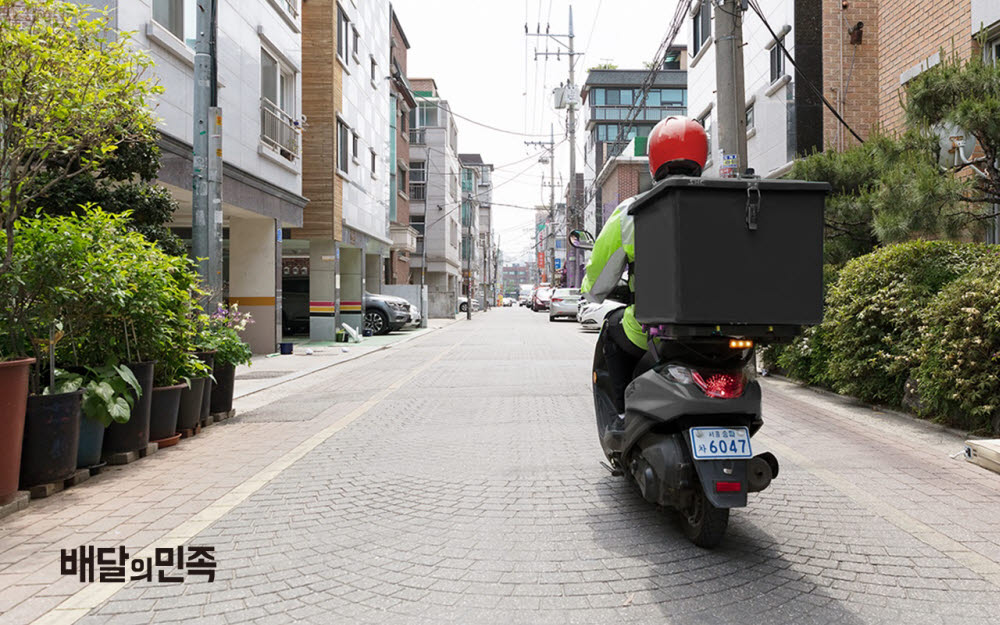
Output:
[
  {"xmin": 518, "ymin": 295, "xmax": 530, "ymax": 307},
  {"xmin": 578, "ymin": 299, "xmax": 626, "ymax": 331},
  {"xmin": 549, "ymin": 288, "xmax": 581, "ymax": 321},
  {"xmin": 502, "ymin": 297, "xmax": 515, "ymax": 307},
  {"xmin": 364, "ymin": 292, "xmax": 412, "ymax": 336},
  {"xmin": 457, "ymin": 296, "xmax": 481, "ymax": 313},
  {"xmin": 576, "ymin": 297, "xmax": 588, "ymax": 322},
  {"xmin": 408, "ymin": 305, "xmax": 421, "ymax": 327},
  {"xmin": 532, "ymin": 286, "xmax": 554, "ymax": 312}
]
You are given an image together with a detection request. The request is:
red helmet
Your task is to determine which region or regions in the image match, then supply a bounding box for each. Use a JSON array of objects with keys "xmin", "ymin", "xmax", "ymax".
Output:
[{"xmin": 648, "ymin": 116, "xmax": 708, "ymax": 180}]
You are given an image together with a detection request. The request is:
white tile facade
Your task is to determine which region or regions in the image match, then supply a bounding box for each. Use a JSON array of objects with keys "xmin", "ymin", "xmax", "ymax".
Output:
[
  {"xmin": 338, "ymin": 0, "xmax": 392, "ymax": 244},
  {"xmin": 112, "ymin": 0, "xmax": 303, "ymax": 199},
  {"xmin": 687, "ymin": 0, "xmax": 796, "ymax": 178}
]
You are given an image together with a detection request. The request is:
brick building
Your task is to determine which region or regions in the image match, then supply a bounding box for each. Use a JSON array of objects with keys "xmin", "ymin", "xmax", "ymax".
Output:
[
  {"xmin": 596, "ymin": 138, "xmax": 651, "ymax": 222},
  {"xmin": 387, "ymin": 6, "xmax": 418, "ymax": 285}
]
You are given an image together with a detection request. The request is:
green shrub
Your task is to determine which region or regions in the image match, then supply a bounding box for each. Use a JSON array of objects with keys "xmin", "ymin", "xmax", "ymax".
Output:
[
  {"xmin": 777, "ymin": 324, "xmax": 835, "ymax": 387},
  {"xmin": 914, "ymin": 270, "xmax": 1000, "ymax": 433},
  {"xmin": 824, "ymin": 240, "xmax": 993, "ymax": 406}
]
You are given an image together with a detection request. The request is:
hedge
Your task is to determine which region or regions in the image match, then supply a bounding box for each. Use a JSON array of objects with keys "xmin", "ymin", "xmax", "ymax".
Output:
[{"xmin": 772, "ymin": 240, "xmax": 1000, "ymax": 433}]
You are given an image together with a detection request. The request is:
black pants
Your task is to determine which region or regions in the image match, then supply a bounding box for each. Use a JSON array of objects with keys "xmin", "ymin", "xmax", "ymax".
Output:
[{"xmin": 603, "ymin": 308, "xmax": 647, "ymax": 414}]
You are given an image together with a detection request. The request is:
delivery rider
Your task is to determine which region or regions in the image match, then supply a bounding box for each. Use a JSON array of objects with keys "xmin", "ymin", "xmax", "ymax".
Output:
[{"xmin": 581, "ymin": 116, "xmax": 710, "ymax": 416}]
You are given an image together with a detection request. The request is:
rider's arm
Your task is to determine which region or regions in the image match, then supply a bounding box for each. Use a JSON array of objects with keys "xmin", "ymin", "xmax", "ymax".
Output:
[{"xmin": 581, "ymin": 207, "xmax": 627, "ymax": 304}]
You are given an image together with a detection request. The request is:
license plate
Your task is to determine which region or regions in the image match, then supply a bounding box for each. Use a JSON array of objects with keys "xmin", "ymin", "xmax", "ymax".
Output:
[{"xmin": 689, "ymin": 427, "xmax": 752, "ymax": 460}]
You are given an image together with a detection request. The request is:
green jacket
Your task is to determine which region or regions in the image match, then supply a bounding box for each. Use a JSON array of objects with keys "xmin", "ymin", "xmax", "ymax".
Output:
[{"xmin": 581, "ymin": 197, "xmax": 646, "ymax": 349}]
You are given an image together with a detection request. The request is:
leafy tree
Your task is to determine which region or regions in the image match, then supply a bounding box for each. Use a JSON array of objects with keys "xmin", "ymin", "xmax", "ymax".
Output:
[
  {"xmin": 0, "ymin": 0, "xmax": 161, "ymax": 272},
  {"xmin": 588, "ymin": 63, "xmax": 618, "ymax": 71},
  {"xmin": 905, "ymin": 45, "xmax": 1000, "ymax": 218},
  {"xmin": 28, "ymin": 138, "xmax": 184, "ymax": 256},
  {"xmin": 787, "ymin": 132, "xmax": 971, "ymax": 265}
]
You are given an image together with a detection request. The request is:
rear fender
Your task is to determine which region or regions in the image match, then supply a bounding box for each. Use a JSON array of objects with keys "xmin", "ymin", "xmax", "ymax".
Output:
[{"xmin": 684, "ymin": 432, "xmax": 748, "ymax": 508}]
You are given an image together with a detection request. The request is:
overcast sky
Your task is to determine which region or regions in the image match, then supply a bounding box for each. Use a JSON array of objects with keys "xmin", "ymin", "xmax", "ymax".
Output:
[{"xmin": 391, "ymin": 0, "xmax": 684, "ymax": 264}]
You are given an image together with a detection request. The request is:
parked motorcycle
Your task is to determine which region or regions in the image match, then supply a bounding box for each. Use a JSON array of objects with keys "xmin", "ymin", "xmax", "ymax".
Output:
[{"xmin": 571, "ymin": 229, "xmax": 779, "ymax": 548}]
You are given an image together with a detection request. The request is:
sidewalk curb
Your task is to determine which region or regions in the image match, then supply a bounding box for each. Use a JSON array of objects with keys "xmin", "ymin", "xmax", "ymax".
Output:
[
  {"xmin": 763, "ymin": 374, "xmax": 975, "ymax": 442},
  {"xmin": 234, "ymin": 319, "xmax": 460, "ymax": 401}
]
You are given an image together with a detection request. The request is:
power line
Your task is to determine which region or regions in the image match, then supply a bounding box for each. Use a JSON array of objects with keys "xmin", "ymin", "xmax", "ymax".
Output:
[
  {"xmin": 415, "ymin": 96, "xmax": 552, "ymax": 137},
  {"xmin": 746, "ymin": 0, "xmax": 864, "ymax": 144}
]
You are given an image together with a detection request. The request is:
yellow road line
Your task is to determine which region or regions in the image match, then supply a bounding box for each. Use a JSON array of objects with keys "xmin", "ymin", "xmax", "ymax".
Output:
[
  {"xmin": 33, "ymin": 336, "xmax": 463, "ymax": 625},
  {"xmin": 756, "ymin": 433, "xmax": 1000, "ymax": 590}
]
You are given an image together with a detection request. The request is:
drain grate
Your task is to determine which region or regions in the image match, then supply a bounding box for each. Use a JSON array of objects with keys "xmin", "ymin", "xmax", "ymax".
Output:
[{"xmin": 235, "ymin": 370, "xmax": 293, "ymax": 380}]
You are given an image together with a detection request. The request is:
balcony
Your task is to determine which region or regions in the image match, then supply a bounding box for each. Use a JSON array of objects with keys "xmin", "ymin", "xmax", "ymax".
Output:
[
  {"xmin": 390, "ymin": 224, "xmax": 419, "ymax": 253},
  {"xmin": 409, "ymin": 183, "xmax": 426, "ymax": 201},
  {"xmin": 260, "ymin": 98, "xmax": 300, "ymax": 161},
  {"xmin": 409, "ymin": 128, "xmax": 426, "ymax": 145}
]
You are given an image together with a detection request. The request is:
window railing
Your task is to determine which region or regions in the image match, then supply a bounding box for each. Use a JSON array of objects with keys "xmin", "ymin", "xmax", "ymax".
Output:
[
  {"xmin": 409, "ymin": 128, "xmax": 426, "ymax": 145},
  {"xmin": 281, "ymin": 0, "xmax": 299, "ymax": 18},
  {"xmin": 409, "ymin": 183, "xmax": 426, "ymax": 200},
  {"xmin": 260, "ymin": 98, "xmax": 300, "ymax": 161}
]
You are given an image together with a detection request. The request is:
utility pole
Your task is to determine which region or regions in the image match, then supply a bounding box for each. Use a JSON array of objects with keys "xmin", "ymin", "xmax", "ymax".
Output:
[
  {"xmin": 714, "ymin": 0, "xmax": 748, "ymax": 177},
  {"xmin": 193, "ymin": 0, "xmax": 223, "ymax": 307},
  {"xmin": 527, "ymin": 7, "xmax": 584, "ymax": 286},
  {"xmin": 526, "ymin": 125, "xmax": 557, "ymax": 285}
]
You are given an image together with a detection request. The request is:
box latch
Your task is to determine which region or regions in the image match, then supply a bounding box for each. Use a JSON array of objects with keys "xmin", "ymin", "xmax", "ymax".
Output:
[{"xmin": 746, "ymin": 182, "xmax": 760, "ymax": 231}]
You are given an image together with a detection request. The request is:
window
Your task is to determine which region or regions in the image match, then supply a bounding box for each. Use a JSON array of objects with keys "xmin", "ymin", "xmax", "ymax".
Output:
[
  {"xmin": 370, "ymin": 148, "xmax": 377, "ymax": 174},
  {"xmin": 480, "ymin": 166, "xmax": 491, "ymax": 185},
  {"xmin": 352, "ymin": 132, "xmax": 359, "ymax": 161},
  {"xmin": 692, "ymin": 2, "xmax": 711, "ymax": 56},
  {"xmin": 593, "ymin": 88, "xmax": 605, "ymax": 106},
  {"xmin": 697, "ymin": 114, "xmax": 712, "ymax": 158},
  {"xmin": 337, "ymin": 120, "xmax": 350, "ymax": 173},
  {"xmin": 410, "ymin": 214, "xmax": 424, "ymax": 236},
  {"xmin": 770, "ymin": 39, "xmax": 785, "ymax": 83},
  {"xmin": 450, "ymin": 176, "xmax": 458, "ymax": 201},
  {"xmin": 986, "ymin": 37, "xmax": 1000, "ymax": 65},
  {"xmin": 397, "ymin": 164, "xmax": 407, "ymax": 195},
  {"xmin": 409, "ymin": 102, "xmax": 438, "ymax": 128},
  {"xmin": 662, "ymin": 50, "xmax": 681, "ymax": 70},
  {"xmin": 370, "ymin": 56, "xmax": 377, "ymax": 83},
  {"xmin": 152, "ymin": 0, "xmax": 196, "ymax": 48},
  {"xmin": 409, "ymin": 161, "xmax": 426, "ymax": 199},
  {"xmin": 336, "ymin": 6, "xmax": 349, "ymax": 61},
  {"xmin": 260, "ymin": 48, "xmax": 299, "ymax": 159},
  {"xmin": 450, "ymin": 219, "xmax": 458, "ymax": 248},
  {"xmin": 745, "ymin": 103, "xmax": 755, "ymax": 131},
  {"xmin": 352, "ymin": 26, "xmax": 360, "ymax": 60}
]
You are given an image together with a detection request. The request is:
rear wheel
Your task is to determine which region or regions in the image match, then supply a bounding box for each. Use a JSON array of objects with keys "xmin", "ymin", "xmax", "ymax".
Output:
[
  {"xmin": 459, "ymin": 303, "xmax": 468, "ymax": 313},
  {"xmin": 679, "ymin": 490, "xmax": 729, "ymax": 548}
]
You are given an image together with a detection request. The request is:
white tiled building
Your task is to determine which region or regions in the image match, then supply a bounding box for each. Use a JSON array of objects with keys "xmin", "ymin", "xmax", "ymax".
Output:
[
  {"xmin": 79, "ymin": 0, "xmax": 307, "ymax": 352},
  {"xmin": 686, "ymin": 0, "xmax": 824, "ymax": 179}
]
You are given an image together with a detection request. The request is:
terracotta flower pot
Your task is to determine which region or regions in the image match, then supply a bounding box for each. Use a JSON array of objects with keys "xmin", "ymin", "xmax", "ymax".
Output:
[
  {"xmin": 149, "ymin": 384, "xmax": 185, "ymax": 441},
  {"xmin": 20, "ymin": 390, "xmax": 82, "ymax": 488},
  {"xmin": 103, "ymin": 361, "xmax": 155, "ymax": 456},
  {"xmin": 0, "ymin": 358, "xmax": 34, "ymax": 505}
]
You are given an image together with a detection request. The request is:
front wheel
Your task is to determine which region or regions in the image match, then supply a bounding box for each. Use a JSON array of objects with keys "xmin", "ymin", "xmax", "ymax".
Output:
[
  {"xmin": 459, "ymin": 303, "xmax": 468, "ymax": 313},
  {"xmin": 364, "ymin": 309, "xmax": 390, "ymax": 335},
  {"xmin": 679, "ymin": 490, "xmax": 729, "ymax": 549}
]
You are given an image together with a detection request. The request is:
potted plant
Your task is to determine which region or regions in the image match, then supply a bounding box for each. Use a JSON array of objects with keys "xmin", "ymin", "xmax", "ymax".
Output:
[
  {"xmin": 200, "ymin": 304, "xmax": 253, "ymax": 416},
  {"xmin": 150, "ymin": 351, "xmax": 209, "ymax": 447}
]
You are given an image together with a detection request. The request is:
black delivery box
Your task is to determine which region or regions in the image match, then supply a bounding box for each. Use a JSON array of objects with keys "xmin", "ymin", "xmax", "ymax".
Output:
[{"xmin": 628, "ymin": 176, "xmax": 829, "ymax": 341}]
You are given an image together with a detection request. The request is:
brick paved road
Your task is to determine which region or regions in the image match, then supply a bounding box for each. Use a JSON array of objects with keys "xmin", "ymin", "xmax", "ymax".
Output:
[{"xmin": 4, "ymin": 308, "xmax": 1000, "ymax": 624}]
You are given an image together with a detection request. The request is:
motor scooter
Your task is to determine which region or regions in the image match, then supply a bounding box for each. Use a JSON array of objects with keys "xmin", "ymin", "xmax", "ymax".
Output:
[{"xmin": 570, "ymin": 230, "xmax": 779, "ymax": 548}]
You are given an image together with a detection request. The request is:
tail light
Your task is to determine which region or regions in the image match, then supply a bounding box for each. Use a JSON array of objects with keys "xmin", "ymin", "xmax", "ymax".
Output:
[
  {"xmin": 692, "ymin": 371, "xmax": 745, "ymax": 398},
  {"xmin": 715, "ymin": 481, "xmax": 742, "ymax": 493},
  {"xmin": 552, "ymin": 298, "xmax": 563, "ymax": 303}
]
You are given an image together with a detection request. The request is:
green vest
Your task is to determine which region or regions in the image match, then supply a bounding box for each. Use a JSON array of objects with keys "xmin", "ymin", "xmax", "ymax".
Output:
[{"xmin": 580, "ymin": 198, "xmax": 646, "ymax": 349}]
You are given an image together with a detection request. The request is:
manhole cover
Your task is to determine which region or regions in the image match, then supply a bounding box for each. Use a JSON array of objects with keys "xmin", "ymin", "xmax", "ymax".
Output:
[{"xmin": 236, "ymin": 370, "xmax": 293, "ymax": 380}]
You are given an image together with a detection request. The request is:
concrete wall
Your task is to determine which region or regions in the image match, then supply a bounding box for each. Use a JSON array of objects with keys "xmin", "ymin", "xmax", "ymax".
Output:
[{"xmin": 229, "ymin": 217, "xmax": 277, "ymax": 353}]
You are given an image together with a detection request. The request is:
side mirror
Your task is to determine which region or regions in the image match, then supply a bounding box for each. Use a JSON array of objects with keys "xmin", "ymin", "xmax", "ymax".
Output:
[{"xmin": 568, "ymin": 229, "xmax": 595, "ymax": 250}]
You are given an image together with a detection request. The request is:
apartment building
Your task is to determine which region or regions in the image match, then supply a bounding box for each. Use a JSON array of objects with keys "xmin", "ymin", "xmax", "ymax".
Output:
[
  {"xmin": 408, "ymin": 79, "xmax": 463, "ymax": 317},
  {"xmin": 459, "ymin": 154, "xmax": 496, "ymax": 308},
  {"xmin": 84, "ymin": 0, "xmax": 308, "ymax": 353},
  {"xmin": 581, "ymin": 50, "xmax": 687, "ymax": 231},
  {"xmin": 290, "ymin": 0, "xmax": 392, "ymax": 339},
  {"xmin": 387, "ymin": 6, "xmax": 418, "ymax": 285}
]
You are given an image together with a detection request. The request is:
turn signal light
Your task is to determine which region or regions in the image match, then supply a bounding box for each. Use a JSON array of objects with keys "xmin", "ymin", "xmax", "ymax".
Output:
[
  {"xmin": 729, "ymin": 339, "xmax": 754, "ymax": 349},
  {"xmin": 715, "ymin": 481, "xmax": 742, "ymax": 493}
]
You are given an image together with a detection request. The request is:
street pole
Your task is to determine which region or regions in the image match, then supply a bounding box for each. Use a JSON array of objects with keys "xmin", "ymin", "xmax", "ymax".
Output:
[
  {"xmin": 465, "ymin": 225, "xmax": 472, "ymax": 320},
  {"xmin": 566, "ymin": 5, "xmax": 578, "ymax": 288},
  {"xmin": 714, "ymin": 0, "xmax": 748, "ymax": 178},
  {"xmin": 193, "ymin": 0, "xmax": 223, "ymax": 309},
  {"xmin": 418, "ymin": 146, "xmax": 429, "ymax": 327}
]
